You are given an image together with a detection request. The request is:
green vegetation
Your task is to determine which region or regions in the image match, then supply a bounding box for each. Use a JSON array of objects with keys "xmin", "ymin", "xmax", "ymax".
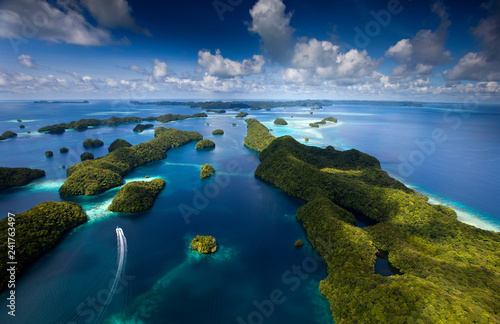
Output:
[
  {"xmin": 38, "ymin": 125, "xmax": 65, "ymax": 134},
  {"xmin": 59, "ymin": 128, "xmax": 202, "ymax": 197},
  {"xmin": 212, "ymin": 129, "xmax": 224, "ymax": 135},
  {"xmin": 19, "ymin": 125, "xmax": 25, "ymax": 129},
  {"xmin": 243, "ymin": 119, "xmax": 275, "ymax": 152},
  {"xmin": 206, "ymin": 109, "xmax": 226, "ymax": 113},
  {"xmin": 45, "ymin": 151, "xmax": 53, "ymax": 157},
  {"xmin": 200, "ymin": 164, "xmax": 216, "ymax": 179},
  {"xmin": 0, "ymin": 167, "xmax": 45, "ymax": 191},
  {"xmin": 0, "ymin": 131, "xmax": 17, "ymax": 140},
  {"xmin": 108, "ymin": 179, "xmax": 166, "ymax": 213},
  {"xmin": 274, "ymin": 118, "xmax": 288, "ymax": 125},
  {"xmin": 60, "ymin": 147, "xmax": 69, "ymax": 153},
  {"xmin": 83, "ymin": 138, "xmax": 104, "ymax": 148},
  {"xmin": 133, "ymin": 124, "xmax": 154, "ymax": 133},
  {"xmin": 0, "ymin": 201, "xmax": 87, "ymax": 290},
  {"xmin": 17, "ymin": 119, "xmax": 22, "ymax": 122},
  {"xmin": 254, "ymin": 134, "xmax": 500, "ymax": 323},
  {"xmin": 108, "ymin": 138, "xmax": 132, "ymax": 152},
  {"xmin": 132, "ymin": 99, "xmax": 423, "ymax": 109},
  {"xmin": 305, "ymin": 137, "xmax": 309, "ymax": 142},
  {"xmin": 195, "ymin": 139, "xmax": 215, "ymax": 150},
  {"xmin": 232, "ymin": 123, "xmax": 237, "ymax": 126},
  {"xmin": 37, "ymin": 113, "xmax": 206, "ymax": 133},
  {"xmin": 80, "ymin": 152, "xmax": 94, "ymax": 161},
  {"xmin": 295, "ymin": 239, "xmax": 303, "ymax": 247},
  {"xmin": 235, "ymin": 112, "xmax": 249, "ymax": 118},
  {"xmin": 309, "ymin": 117, "xmax": 338, "ymax": 128},
  {"xmin": 190, "ymin": 235, "xmax": 217, "ymax": 254}
]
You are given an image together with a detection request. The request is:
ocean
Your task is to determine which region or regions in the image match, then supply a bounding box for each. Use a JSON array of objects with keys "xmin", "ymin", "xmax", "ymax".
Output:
[{"xmin": 0, "ymin": 100, "xmax": 498, "ymax": 323}]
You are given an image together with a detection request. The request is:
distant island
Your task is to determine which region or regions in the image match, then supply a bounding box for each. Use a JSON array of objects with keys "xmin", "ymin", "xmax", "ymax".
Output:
[
  {"xmin": 34, "ymin": 100, "xmax": 89, "ymax": 104},
  {"xmin": 131, "ymin": 99, "xmax": 423, "ymax": 109}
]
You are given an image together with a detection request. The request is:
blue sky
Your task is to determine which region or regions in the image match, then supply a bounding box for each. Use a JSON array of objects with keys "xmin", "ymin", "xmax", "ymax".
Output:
[{"xmin": 0, "ymin": 0, "xmax": 499, "ymax": 102}]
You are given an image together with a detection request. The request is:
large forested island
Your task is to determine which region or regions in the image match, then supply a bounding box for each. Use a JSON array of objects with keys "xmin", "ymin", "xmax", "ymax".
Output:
[
  {"xmin": 108, "ymin": 179, "xmax": 166, "ymax": 213},
  {"xmin": 0, "ymin": 167, "xmax": 46, "ymax": 191},
  {"xmin": 245, "ymin": 119, "xmax": 500, "ymax": 323},
  {"xmin": 0, "ymin": 201, "xmax": 87, "ymax": 290},
  {"xmin": 59, "ymin": 128, "xmax": 202, "ymax": 196}
]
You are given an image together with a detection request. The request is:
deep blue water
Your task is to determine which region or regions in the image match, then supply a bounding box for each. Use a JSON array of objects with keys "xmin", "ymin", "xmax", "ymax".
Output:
[{"xmin": 0, "ymin": 100, "xmax": 499, "ymax": 324}]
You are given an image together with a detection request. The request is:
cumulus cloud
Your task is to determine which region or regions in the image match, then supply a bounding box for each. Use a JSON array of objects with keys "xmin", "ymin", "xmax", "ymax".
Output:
[
  {"xmin": 150, "ymin": 59, "xmax": 167, "ymax": 82},
  {"xmin": 129, "ymin": 65, "xmax": 148, "ymax": 74},
  {"xmin": 0, "ymin": 0, "xmax": 146, "ymax": 47},
  {"xmin": 0, "ymin": 0, "xmax": 112, "ymax": 46},
  {"xmin": 248, "ymin": 0, "xmax": 295, "ymax": 64},
  {"xmin": 81, "ymin": 0, "xmax": 150, "ymax": 35},
  {"xmin": 17, "ymin": 54, "xmax": 36, "ymax": 68},
  {"xmin": 163, "ymin": 74, "xmax": 266, "ymax": 93},
  {"xmin": 386, "ymin": 1, "xmax": 452, "ymax": 80},
  {"xmin": 197, "ymin": 50, "xmax": 265, "ymax": 78},
  {"xmin": 445, "ymin": 1, "xmax": 500, "ymax": 82},
  {"xmin": 281, "ymin": 38, "xmax": 379, "ymax": 85}
]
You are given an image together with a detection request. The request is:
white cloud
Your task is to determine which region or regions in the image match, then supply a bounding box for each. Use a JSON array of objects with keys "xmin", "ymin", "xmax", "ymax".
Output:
[
  {"xmin": 82, "ymin": 76, "xmax": 92, "ymax": 81},
  {"xmin": 248, "ymin": 0, "xmax": 294, "ymax": 63},
  {"xmin": 163, "ymin": 74, "xmax": 266, "ymax": 93},
  {"xmin": 17, "ymin": 54, "xmax": 36, "ymax": 68},
  {"xmin": 106, "ymin": 78, "xmax": 118, "ymax": 87},
  {"xmin": 445, "ymin": 1, "xmax": 500, "ymax": 82},
  {"xmin": 386, "ymin": 1, "xmax": 451, "ymax": 80},
  {"xmin": 197, "ymin": 50, "xmax": 265, "ymax": 78},
  {"xmin": 0, "ymin": 0, "xmax": 112, "ymax": 46},
  {"xmin": 80, "ymin": 0, "xmax": 150, "ymax": 35},
  {"xmin": 151, "ymin": 59, "xmax": 167, "ymax": 82},
  {"xmin": 281, "ymin": 38, "xmax": 379, "ymax": 85},
  {"xmin": 129, "ymin": 65, "xmax": 148, "ymax": 74}
]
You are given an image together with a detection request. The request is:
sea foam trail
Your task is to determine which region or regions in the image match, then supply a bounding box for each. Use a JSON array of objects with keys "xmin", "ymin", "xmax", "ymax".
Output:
[{"xmin": 95, "ymin": 227, "xmax": 128, "ymax": 323}]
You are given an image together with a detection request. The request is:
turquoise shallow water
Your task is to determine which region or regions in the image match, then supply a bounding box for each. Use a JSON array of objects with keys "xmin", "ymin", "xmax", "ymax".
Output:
[{"xmin": 0, "ymin": 100, "xmax": 499, "ymax": 323}]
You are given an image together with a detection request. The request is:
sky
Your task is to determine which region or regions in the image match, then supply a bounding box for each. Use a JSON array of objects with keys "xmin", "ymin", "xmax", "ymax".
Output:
[{"xmin": 0, "ymin": 0, "xmax": 499, "ymax": 102}]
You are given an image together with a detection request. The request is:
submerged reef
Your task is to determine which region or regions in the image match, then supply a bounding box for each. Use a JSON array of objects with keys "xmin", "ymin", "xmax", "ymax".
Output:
[
  {"xmin": 0, "ymin": 201, "xmax": 87, "ymax": 290},
  {"xmin": 59, "ymin": 128, "xmax": 202, "ymax": 196},
  {"xmin": 0, "ymin": 167, "xmax": 45, "ymax": 191},
  {"xmin": 190, "ymin": 235, "xmax": 217, "ymax": 254},
  {"xmin": 108, "ymin": 178, "xmax": 166, "ymax": 213},
  {"xmin": 253, "ymin": 132, "xmax": 500, "ymax": 323}
]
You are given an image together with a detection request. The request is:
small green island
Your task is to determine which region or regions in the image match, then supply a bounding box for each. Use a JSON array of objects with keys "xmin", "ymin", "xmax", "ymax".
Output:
[
  {"xmin": 212, "ymin": 129, "xmax": 224, "ymax": 135},
  {"xmin": 80, "ymin": 152, "xmax": 94, "ymax": 161},
  {"xmin": 0, "ymin": 167, "xmax": 46, "ymax": 191},
  {"xmin": 235, "ymin": 112, "xmax": 249, "ymax": 118},
  {"xmin": 108, "ymin": 178, "xmax": 166, "ymax": 213},
  {"xmin": 83, "ymin": 138, "xmax": 104, "ymax": 148},
  {"xmin": 309, "ymin": 117, "xmax": 338, "ymax": 127},
  {"xmin": 60, "ymin": 147, "xmax": 69, "ymax": 153},
  {"xmin": 295, "ymin": 239, "xmax": 304, "ymax": 247},
  {"xmin": 108, "ymin": 138, "xmax": 132, "ymax": 152},
  {"xmin": 190, "ymin": 235, "xmax": 217, "ymax": 254},
  {"xmin": 200, "ymin": 164, "xmax": 216, "ymax": 179},
  {"xmin": 274, "ymin": 118, "xmax": 288, "ymax": 125},
  {"xmin": 206, "ymin": 109, "xmax": 226, "ymax": 114},
  {"xmin": 45, "ymin": 151, "xmax": 53, "ymax": 157},
  {"xmin": 133, "ymin": 124, "xmax": 154, "ymax": 133},
  {"xmin": 195, "ymin": 139, "xmax": 215, "ymax": 150},
  {"xmin": 0, "ymin": 131, "xmax": 17, "ymax": 140},
  {"xmin": 0, "ymin": 201, "xmax": 87, "ymax": 290}
]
